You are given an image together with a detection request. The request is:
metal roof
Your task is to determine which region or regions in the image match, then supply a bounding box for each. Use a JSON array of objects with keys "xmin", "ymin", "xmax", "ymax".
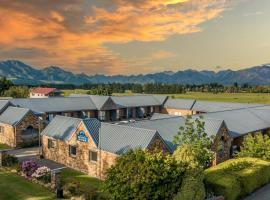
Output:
[
  {"xmin": 192, "ymin": 100, "xmax": 264, "ymax": 112},
  {"xmin": 41, "ymin": 115, "xmax": 82, "ymax": 140},
  {"xmin": 0, "ymin": 106, "xmax": 30, "ymax": 126},
  {"xmin": 164, "ymin": 98, "xmax": 195, "ymax": 110},
  {"xmin": 125, "ymin": 116, "xmax": 224, "ymax": 152},
  {"xmin": 0, "ymin": 100, "xmax": 10, "ymax": 114},
  {"xmin": 112, "ymin": 95, "xmax": 167, "ymax": 107},
  {"xmin": 200, "ymin": 106, "xmax": 270, "ymax": 138},
  {"xmin": 31, "ymin": 87, "xmax": 57, "ymax": 94},
  {"xmin": 10, "ymin": 97, "xmax": 97, "ymax": 113},
  {"xmin": 99, "ymin": 123, "xmax": 161, "ymax": 155},
  {"xmin": 42, "ymin": 115, "xmax": 163, "ymax": 155}
]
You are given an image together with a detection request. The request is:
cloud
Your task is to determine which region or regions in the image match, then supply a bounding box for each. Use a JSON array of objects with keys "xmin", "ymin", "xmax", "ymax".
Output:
[{"xmin": 0, "ymin": 0, "xmax": 228, "ymax": 74}]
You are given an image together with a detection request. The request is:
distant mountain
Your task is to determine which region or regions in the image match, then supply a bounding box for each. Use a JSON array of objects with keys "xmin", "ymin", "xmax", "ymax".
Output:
[{"xmin": 1, "ymin": 60, "xmax": 270, "ymax": 85}]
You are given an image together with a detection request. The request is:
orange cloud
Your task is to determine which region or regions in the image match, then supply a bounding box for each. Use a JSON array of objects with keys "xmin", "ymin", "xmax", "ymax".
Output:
[{"xmin": 0, "ymin": 0, "xmax": 228, "ymax": 75}]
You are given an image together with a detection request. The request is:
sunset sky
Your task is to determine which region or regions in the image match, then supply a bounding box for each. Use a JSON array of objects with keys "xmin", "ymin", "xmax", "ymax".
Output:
[{"xmin": 0, "ymin": 0, "xmax": 270, "ymax": 75}]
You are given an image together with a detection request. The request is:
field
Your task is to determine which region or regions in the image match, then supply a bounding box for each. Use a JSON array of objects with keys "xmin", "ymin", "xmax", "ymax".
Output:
[
  {"xmin": 0, "ymin": 170, "xmax": 55, "ymax": 200},
  {"xmin": 63, "ymin": 89, "xmax": 270, "ymax": 104}
]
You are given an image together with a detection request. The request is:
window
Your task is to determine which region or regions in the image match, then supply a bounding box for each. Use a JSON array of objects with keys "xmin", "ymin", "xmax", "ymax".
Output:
[
  {"xmin": 99, "ymin": 111, "xmax": 106, "ymax": 121},
  {"xmin": 89, "ymin": 150, "xmax": 98, "ymax": 162},
  {"xmin": 69, "ymin": 145, "xmax": 77, "ymax": 157},
  {"xmin": 0, "ymin": 126, "xmax": 4, "ymax": 133},
  {"xmin": 48, "ymin": 139, "xmax": 55, "ymax": 149}
]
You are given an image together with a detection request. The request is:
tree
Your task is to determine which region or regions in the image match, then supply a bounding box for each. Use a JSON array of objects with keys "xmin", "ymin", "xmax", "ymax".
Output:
[
  {"xmin": 237, "ymin": 133, "xmax": 270, "ymax": 160},
  {"xmin": 104, "ymin": 149, "xmax": 185, "ymax": 200},
  {"xmin": 3, "ymin": 86, "xmax": 29, "ymax": 98},
  {"xmin": 0, "ymin": 77, "xmax": 13, "ymax": 95},
  {"xmin": 173, "ymin": 115, "xmax": 214, "ymax": 168}
]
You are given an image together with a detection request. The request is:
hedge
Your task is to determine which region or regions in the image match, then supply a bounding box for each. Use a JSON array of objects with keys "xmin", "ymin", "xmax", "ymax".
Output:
[{"xmin": 204, "ymin": 157, "xmax": 270, "ymax": 200}]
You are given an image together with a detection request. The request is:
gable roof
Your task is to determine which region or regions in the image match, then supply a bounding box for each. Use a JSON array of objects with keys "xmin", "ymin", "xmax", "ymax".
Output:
[
  {"xmin": 164, "ymin": 98, "xmax": 196, "ymax": 110},
  {"xmin": 88, "ymin": 95, "xmax": 120, "ymax": 110},
  {"xmin": 10, "ymin": 97, "xmax": 97, "ymax": 114},
  {"xmin": 31, "ymin": 87, "xmax": 57, "ymax": 94},
  {"xmin": 99, "ymin": 123, "xmax": 163, "ymax": 154},
  {"xmin": 42, "ymin": 115, "xmax": 168, "ymax": 155},
  {"xmin": 0, "ymin": 106, "xmax": 31, "ymax": 126},
  {"xmin": 125, "ymin": 116, "xmax": 225, "ymax": 152},
  {"xmin": 200, "ymin": 106, "xmax": 270, "ymax": 138}
]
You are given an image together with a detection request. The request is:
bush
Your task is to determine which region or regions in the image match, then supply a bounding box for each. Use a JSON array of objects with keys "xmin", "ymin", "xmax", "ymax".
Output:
[
  {"xmin": 20, "ymin": 160, "xmax": 39, "ymax": 178},
  {"xmin": 2, "ymin": 154, "xmax": 18, "ymax": 167},
  {"xmin": 204, "ymin": 157, "xmax": 270, "ymax": 200},
  {"xmin": 237, "ymin": 133, "xmax": 270, "ymax": 160},
  {"xmin": 174, "ymin": 170, "xmax": 205, "ymax": 200},
  {"xmin": 31, "ymin": 166, "xmax": 51, "ymax": 183},
  {"xmin": 104, "ymin": 149, "xmax": 186, "ymax": 200}
]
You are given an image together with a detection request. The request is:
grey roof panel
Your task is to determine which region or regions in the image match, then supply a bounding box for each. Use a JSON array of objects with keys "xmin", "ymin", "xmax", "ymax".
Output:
[
  {"xmin": 164, "ymin": 99, "xmax": 195, "ymax": 110},
  {"xmin": 0, "ymin": 106, "xmax": 30, "ymax": 125},
  {"xmin": 126, "ymin": 116, "xmax": 224, "ymax": 151},
  {"xmin": 200, "ymin": 106, "xmax": 270, "ymax": 137},
  {"xmin": 10, "ymin": 97, "xmax": 97, "ymax": 113},
  {"xmin": 112, "ymin": 95, "xmax": 165, "ymax": 107},
  {"xmin": 41, "ymin": 115, "xmax": 82, "ymax": 140},
  {"xmin": 192, "ymin": 100, "xmax": 264, "ymax": 112},
  {"xmin": 0, "ymin": 100, "xmax": 10, "ymax": 114},
  {"xmin": 151, "ymin": 113, "xmax": 180, "ymax": 120},
  {"xmin": 99, "ymin": 123, "xmax": 158, "ymax": 154}
]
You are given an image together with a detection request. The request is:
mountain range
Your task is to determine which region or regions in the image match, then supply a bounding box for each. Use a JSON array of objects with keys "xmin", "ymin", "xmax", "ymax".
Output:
[{"xmin": 1, "ymin": 60, "xmax": 270, "ymax": 85}]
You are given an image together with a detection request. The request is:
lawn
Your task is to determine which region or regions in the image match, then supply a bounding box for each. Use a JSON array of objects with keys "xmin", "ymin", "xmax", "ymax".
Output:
[
  {"xmin": 62, "ymin": 89, "xmax": 270, "ymax": 104},
  {"xmin": 62, "ymin": 89, "xmax": 90, "ymax": 97},
  {"xmin": 61, "ymin": 168, "xmax": 106, "ymax": 198},
  {"xmin": 0, "ymin": 143, "xmax": 11, "ymax": 150},
  {"xmin": 0, "ymin": 169, "xmax": 55, "ymax": 200}
]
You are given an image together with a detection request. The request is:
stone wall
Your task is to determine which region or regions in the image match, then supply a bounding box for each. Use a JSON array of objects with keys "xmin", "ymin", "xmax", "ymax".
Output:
[
  {"xmin": 0, "ymin": 124, "xmax": 15, "ymax": 147},
  {"xmin": 211, "ymin": 124, "xmax": 233, "ymax": 165},
  {"xmin": 42, "ymin": 122, "xmax": 117, "ymax": 179},
  {"xmin": 15, "ymin": 111, "xmax": 40, "ymax": 147},
  {"xmin": 0, "ymin": 111, "xmax": 40, "ymax": 147}
]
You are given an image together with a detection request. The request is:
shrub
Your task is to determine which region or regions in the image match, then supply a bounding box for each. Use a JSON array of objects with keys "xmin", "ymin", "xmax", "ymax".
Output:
[
  {"xmin": 237, "ymin": 133, "xmax": 270, "ymax": 160},
  {"xmin": 2, "ymin": 154, "xmax": 18, "ymax": 167},
  {"xmin": 104, "ymin": 149, "xmax": 186, "ymax": 200},
  {"xmin": 20, "ymin": 160, "xmax": 39, "ymax": 178},
  {"xmin": 31, "ymin": 166, "xmax": 51, "ymax": 183},
  {"xmin": 204, "ymin": 157, "xmax": 270, "ymax": 200}
]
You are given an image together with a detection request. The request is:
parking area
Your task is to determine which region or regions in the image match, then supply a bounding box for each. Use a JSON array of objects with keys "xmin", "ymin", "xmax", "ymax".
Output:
[{"xmin": 8, "ymin": 147, "xmax": 65, "ymax": 170}]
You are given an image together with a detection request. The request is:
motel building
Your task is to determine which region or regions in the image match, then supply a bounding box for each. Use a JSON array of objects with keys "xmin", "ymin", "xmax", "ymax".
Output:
[{"xmin": 41, "ymin": 115, "xmax": 170, "ymax": 179}]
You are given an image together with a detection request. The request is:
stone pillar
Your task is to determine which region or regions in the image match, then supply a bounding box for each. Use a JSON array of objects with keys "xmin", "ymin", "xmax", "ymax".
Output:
[
  {"xmin": 51, "ymin": 169, "xmax": 61, "ymax": 190},
  {"xmin": 0, "ymin": 150, "xmax": 7, "ymax": 167}
]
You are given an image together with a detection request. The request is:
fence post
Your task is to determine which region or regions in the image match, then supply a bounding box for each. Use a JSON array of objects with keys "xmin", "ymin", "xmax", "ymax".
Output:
[{"xmin": 51, "ymin": 168, "xmax": 64, "ymax": 198}]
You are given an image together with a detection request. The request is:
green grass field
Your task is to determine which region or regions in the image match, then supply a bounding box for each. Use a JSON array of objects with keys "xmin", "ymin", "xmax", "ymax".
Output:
[
  {"xmin": 63, "ymin": 89, "xmax": 270, "ymax": 104},
  {"xmin": 0, "ymin": 170, "xmax": 55, "ymax": 200}
]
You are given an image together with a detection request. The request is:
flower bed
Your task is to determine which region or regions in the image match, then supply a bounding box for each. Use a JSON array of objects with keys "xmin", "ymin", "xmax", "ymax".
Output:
[{"xmin": 19, "ymin": 160, "xmax": 52, "ymax": 187}]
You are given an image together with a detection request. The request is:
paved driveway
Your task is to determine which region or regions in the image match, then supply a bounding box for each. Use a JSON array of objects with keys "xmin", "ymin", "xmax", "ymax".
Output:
[
  {"xmin": 243, "ymin": 183, "xmax": 270, "ymax": 200},
  {"xmin": 8, "ymin": 147, "xmax": 65, "ymax": 170}
]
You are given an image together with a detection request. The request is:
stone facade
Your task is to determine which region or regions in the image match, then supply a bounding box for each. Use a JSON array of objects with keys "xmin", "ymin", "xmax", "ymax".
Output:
[
  {"xmin": 211, "ymin": 124, "xmax": 232, "ymax": 165},
  {"xmin": 0, "ymin": 111, "xmax": 40, "ymax": 147},
  {"xmin": 42, "ymin": 122, "xmax": 170, "ymax": 179}
]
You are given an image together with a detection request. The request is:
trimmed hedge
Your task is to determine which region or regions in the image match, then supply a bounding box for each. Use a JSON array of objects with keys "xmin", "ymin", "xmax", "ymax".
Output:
[{"xmin": 204, "ymin": 157, "xmax": 270, "ymax": 200}]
